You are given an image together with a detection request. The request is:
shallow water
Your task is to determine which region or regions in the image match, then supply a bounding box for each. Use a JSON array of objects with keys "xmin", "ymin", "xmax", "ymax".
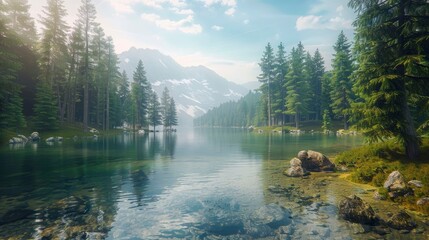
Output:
[{"xmin": 0, "ymin": 128, "xmax": 427, "ymax": 239}]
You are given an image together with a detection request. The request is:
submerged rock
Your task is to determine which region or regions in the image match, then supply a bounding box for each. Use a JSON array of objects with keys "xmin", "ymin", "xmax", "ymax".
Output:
[
  {"xmin": 0, "ymin": 206, "xmax": 35, "ymax": 225},
  {"xmin": 245, "ymin": 203, "xmax": 292, "ymax": 238},
  {"xmin": 386, "ymin": 210, "xmax": 416, "ymax": 230},
  {"xmin": 338, "ymin": 195, "xmax": 378, "ymax": 225}
]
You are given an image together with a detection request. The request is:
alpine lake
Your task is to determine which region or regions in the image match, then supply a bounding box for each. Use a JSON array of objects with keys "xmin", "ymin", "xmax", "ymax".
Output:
[{"xmin": 1, "ymin": 128, "xmax": 428, "ymax": 239}]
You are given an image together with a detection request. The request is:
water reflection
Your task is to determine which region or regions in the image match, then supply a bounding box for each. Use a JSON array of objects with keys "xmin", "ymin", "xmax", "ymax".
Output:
[{"xmin": 4, "ymin": 130, "xmax": 407, "ymax": 239}]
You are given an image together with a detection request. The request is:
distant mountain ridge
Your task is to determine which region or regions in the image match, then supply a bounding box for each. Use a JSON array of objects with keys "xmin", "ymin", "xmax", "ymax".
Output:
[{"xmin": 118, "ymin": 47, "xmax": 248, "ymax": 126}]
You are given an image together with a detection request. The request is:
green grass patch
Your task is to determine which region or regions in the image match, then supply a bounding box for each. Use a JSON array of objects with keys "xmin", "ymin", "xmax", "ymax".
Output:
[{"xmin": 335, "ymin": 138, "xmax": 429, "ymax": 214}]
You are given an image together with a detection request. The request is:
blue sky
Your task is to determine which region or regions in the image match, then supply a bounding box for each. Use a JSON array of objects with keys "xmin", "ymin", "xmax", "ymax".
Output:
[{"xmin": 29, "ymin": 0, "xmax": 356, "ymax": 84}]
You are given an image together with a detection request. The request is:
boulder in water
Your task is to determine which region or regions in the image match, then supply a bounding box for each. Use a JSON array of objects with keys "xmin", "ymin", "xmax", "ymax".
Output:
[
  {"xmin": 29, "ymin": 132, "xmax": 40, "ymax": 141},
  {"xmin": 284, "ymin": 158, "xmax": 307, "ymax": 177},
  {"xmin": 338, "ymin": 195, "xmax": 378, "ymax": 225},
  {"xmin": 386, "ymin": 210, "xmax": 416, "ymax": 230},
  {"xmin": 296, "ymin": 150, "xmax": 335, "ymax": 172}
]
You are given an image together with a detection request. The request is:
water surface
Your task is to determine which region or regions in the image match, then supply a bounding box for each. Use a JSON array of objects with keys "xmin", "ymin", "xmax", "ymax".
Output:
[{"xmin": 0, "ymin": 129, "xmax": 426, "ymax": 239}]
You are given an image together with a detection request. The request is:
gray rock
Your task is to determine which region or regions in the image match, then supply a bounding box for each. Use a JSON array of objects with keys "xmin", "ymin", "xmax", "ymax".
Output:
[
  {"xmin": 298, "ymin": 150, "xmax": 335, "ymax": 172},
  {"xmin": 408, "ymin": 180, "xmax": 423, "ymax": 188},
  {"xmin": 373, "ymin": 191, "xmax": 387, "ymax": 201},
  {"xmin": 290, "ymin": 157, "xmax": 302, "ymax": 167},
  {"xmin": 416, "ymin": 197, "xmax": 429, "ymax": 205},
  {"xmin": 29, "ymin": 132, "xmax": 40, "ymax": 141},
  {"xmin": 250, "ymin": 203, "xmax": 292, "ymax": 228},
  {"xmin": 284, "ymin": 166, "xmax": 305, "ymax": 177},
  {"xmin": 17, "ymin": 134, "xmax": 28, "ymax": 142},
  {"xmin": 9, "ymin": 137, "xmax": 24, "ymax": 144},
  {"xmin": 384, "ymin": 171, "xmax": 405, "ymax": 190},
  {"xmin": 338, "ymin": 195, "xmax": 378, "ymax": 225},
  {"xmin": 386, "ymin": 210, "xmax": 416, "ymax": 230},
  {"xmin": 46, "ymin": 137, "xmax": 55, "ymax": 142},
  {"xmin": 297, "ymin": 150, "xmax": 308, "ymax": 161}
]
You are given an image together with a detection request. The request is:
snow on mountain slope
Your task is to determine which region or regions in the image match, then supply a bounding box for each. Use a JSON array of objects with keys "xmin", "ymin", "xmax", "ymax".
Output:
[{"xmin": 119, "ymin": 48, "xmax": 249, "ymax": 126}]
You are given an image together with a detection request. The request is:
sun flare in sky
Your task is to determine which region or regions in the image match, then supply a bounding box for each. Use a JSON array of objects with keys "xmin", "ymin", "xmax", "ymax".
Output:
[{"xmin": 29, "ymin": 0, "xmax": 356, "ymax": 84}]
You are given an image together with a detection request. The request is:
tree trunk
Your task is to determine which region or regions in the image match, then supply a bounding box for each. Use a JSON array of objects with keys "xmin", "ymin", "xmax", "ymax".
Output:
[
  {"xmin": 295, "ymin": 112, "xmax": 299, "ymax": 129},
  {"xmin": 398, "ymin": 0, "xmax": 419, "ymax": 160}
]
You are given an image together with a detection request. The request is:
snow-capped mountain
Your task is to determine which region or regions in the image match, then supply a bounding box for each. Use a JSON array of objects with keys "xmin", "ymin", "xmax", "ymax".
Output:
[{"xmin": 119, "ymin": 47, "xmax": 249, "ymax": 126}]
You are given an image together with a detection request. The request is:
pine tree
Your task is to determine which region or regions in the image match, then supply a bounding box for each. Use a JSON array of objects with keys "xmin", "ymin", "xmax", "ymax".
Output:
[
  {"xmin": 0, "ymin": 19, "xmax": 26, "ymax": 131},
  {"xmin": 3, "ymin": 0, "xmax": 37, "ymax": 47},
  {"xmin": 131, "ymin": 60, "xmax": 150, "ymax": 129},
  {"xmin": 167, "ymin": 98, "xmax": 178, "ymax": 130},
  {"xmin": 349, "ymin": 0, "xmax": 429, "ymax": 159},
  {"xmin": 65, "ymin": 22, "xmax": 85, "ymax": 123},
  {"xmin": 307, "ymin": 49, "xmax": 325, "ymax": 120},
  {"xmin": 258, "ymin": 43, "xmax": 275, "ymax": 126},
  {"xmin": 330, "ymin": 31, "xmax": 354, "ymax": 130},
  {"xmin": 77, "ymin": 0, "xmax": 97, "ymax": 132},
  {"xmin": 148, "ymin": 90, "xmax": 162, "ymax": 132},
  {"xmin": 322, "ymin": 110, "xmax": 332, "ymax": 133},
  {"xmin": 284, "ymin": 42, "xmax": 309, "ymax": 129},
  {"xmin": 118, "ymin": 70, "xmax": 131, "ymax": 125},
  {"xmin": 39, "ymin": 0, "xmax": 69, "ymax": 122},
  {"xmin": 272, "ymin": 42, "xmax": 288, "ymax": 125},
  {"xmin": 161, "ymin": 87, "xmax": 171, "ymax": 128},
  {"xmin": 33, "ymin": 82, "xmax": 58, "ymax": 130}
]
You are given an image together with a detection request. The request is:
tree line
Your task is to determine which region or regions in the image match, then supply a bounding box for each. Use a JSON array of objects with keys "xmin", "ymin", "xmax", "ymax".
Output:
[
  {"xmin": 0, "ymin": 0, "xmax": 177, "ymax": 133},
  {"xmin": 196, "ymin": 0, "xmax": 429, "ymax": 160}
]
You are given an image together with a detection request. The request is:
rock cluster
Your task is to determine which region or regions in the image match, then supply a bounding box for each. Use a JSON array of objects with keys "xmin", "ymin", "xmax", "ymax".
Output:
[
  {"xmin": 8, "ymin": 132, "xmax": 42, "ymax": 144},
  {"xmin": 284, "ymin": 150, "xmax": 335, "ymax": 177}
]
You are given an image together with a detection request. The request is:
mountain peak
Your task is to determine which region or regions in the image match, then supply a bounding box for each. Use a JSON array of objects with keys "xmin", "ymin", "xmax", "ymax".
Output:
[{"xmin": 119, "ymin": 48, "xmax": 248, "ymax": 125}]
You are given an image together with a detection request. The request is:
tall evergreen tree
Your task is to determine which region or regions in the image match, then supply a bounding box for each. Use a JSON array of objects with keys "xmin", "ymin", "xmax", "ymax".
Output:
[
  {"xmin": 330, "ymin": 31, "xmax": 354, "ymax": 130},
  {"xmin": 307, "ymin": 49, "xmax": 325, "ymax": 120},
  {"xmin": 33, "ymin": 82, "xmax": 58, "ymax": 130},
  {"xmin": 161, "ymin": 87, "xmax": 171, "ymax": 128},
  {"xmin": 118, "ymin": 70, "xmax": 131, "ymax": 125},
  {"xmin": 148, "ymin": 90, "xmax": 162, "ymax": 132},
  {"xmin": 3, "ymin": 0, "xmax": 37, "ymax": 47},
  {"xmin": 77, "ymin": 0, "xmax": 97, "ymax": 132},
  {"xmin": 272, "ymin": 42, "xmax": 288, "ymax": 125},
  {"xmin": 167, "ymin": 98, "xmax": 178, "ymax": 130},
  {"xmin": 131, "ymin": 60, "xmax": 150, "ymax": 129},
  {"xmin": 65, "ymin": 22, "xmax": 84, "ymax": 123},
  {"xmin": 39, "ymin": 0, "xmax": 69, "ymax": 122},
  {"xmin": 0, "ymin": 19, "xmax": 25, "ymax": 131},
  {"xmin": 349, "ymin": 0, "xmax": 429, "ymax": 159},
  {"xmin": 258, "ymin": 43, "xmax": 275, "ymax": 126},
  {"xmin": 285, "ymin": 42, "xmax": 309, "ymax": 129}
]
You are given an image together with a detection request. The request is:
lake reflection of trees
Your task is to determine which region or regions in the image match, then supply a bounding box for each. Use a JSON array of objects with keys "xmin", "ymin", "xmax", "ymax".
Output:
[{"xmin": 0, "ymin": 132, "xmax": 177, "ymax": 239}]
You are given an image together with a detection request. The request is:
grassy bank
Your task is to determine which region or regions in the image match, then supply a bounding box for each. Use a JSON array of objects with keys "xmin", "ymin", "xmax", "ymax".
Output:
[
  {"xmin": 334, "ymin": 138, "xmax": 429, "ymax": 214},
  {"xmin": 1, "ymin": 123, "xmax": 123, "ymax": 144}
]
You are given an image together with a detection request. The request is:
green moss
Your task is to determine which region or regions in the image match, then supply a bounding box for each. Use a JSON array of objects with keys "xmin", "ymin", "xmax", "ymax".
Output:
[{"xmin": 335, "ymin": 139, "xmax": 429, "ymax": 214}]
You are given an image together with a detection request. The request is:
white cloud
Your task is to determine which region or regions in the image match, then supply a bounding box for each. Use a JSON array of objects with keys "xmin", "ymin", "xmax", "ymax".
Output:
[
  {"xmin": 243, "ymin": 19, "xmax": 249, "ymax": 25},
  {"xmin": 211, "ymin": 25, "xmax": 224, "ymax": 31},
  {"xmin": 202, "ymin": 0, "xmax": 237, "ymax": 7},
  {"xmin": 141, "ymin": 13, "xmax": 202, "ymax": 34},
  {"xmin": 202, "ymin": 0, "xmax": 237, "ymax": 16},
  {"xmin": 296, "ymin": 15, "xmax": 352, "ymax": 31},
  {"xmin": 225, "ymin": 7, "xmax": 235, "ymax": 16},
  {"xmin": 171, "ymin": 8, "xmax": 194, "ymax": 15}
]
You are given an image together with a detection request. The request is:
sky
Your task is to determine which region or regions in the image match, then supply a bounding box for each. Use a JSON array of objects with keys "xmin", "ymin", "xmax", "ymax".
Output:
[{"xmin": 29, "ymin": 0, "xmax": 356, "ymax": 84}]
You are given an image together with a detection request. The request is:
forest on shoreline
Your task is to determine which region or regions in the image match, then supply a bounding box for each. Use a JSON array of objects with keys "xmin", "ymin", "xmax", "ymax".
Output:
[
  {"xmin": 196, "ymin": 0, "xmax": 429, "ymax": 160},
  {"xmin": 0, "ymin": 0, "xmax": 178, "ymax": 140}
]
